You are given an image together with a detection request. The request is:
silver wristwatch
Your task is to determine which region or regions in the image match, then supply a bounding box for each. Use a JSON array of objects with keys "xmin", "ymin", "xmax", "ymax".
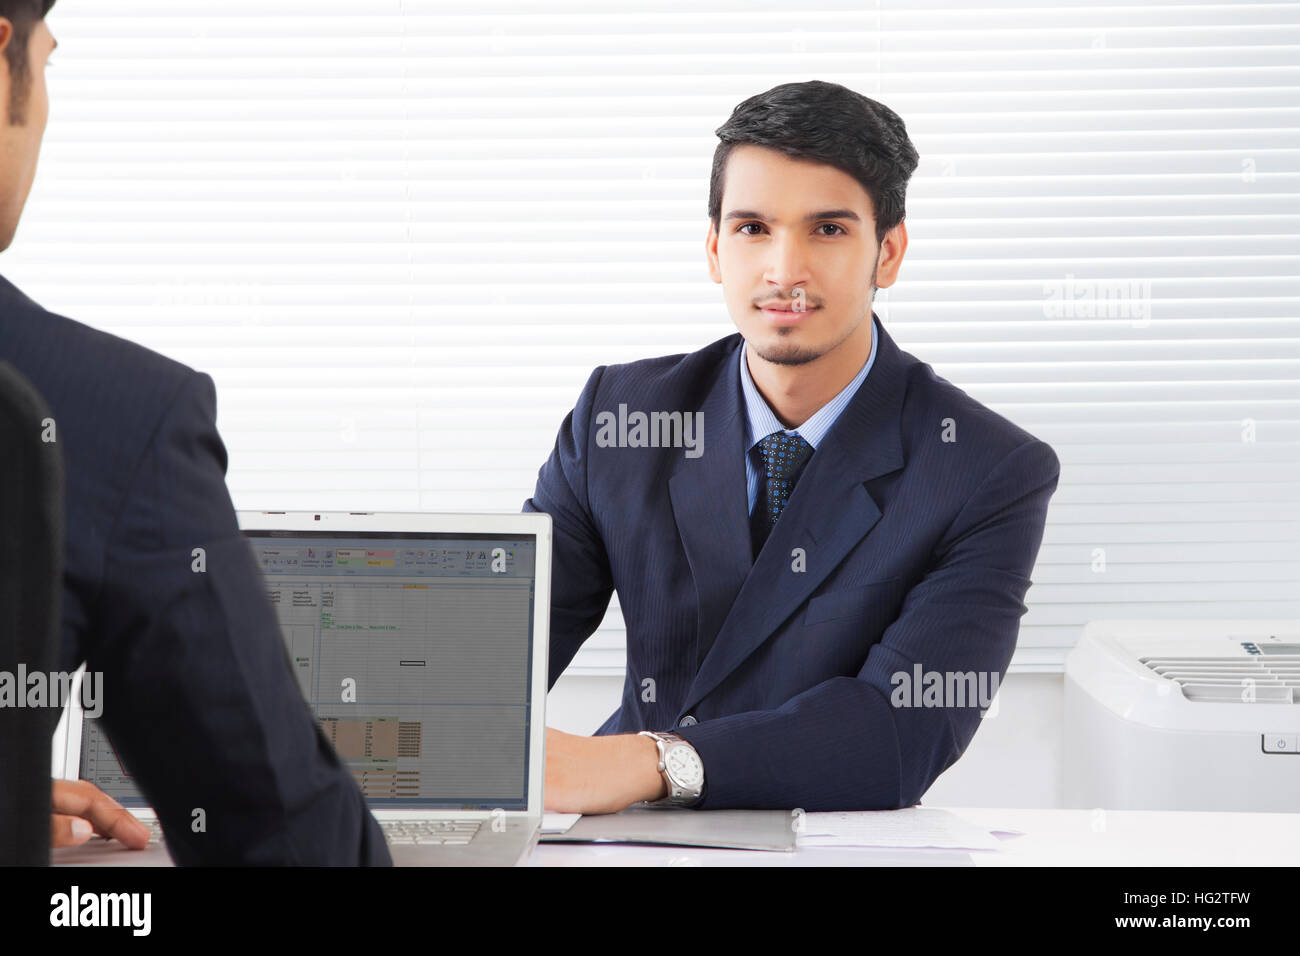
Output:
[{"xmin": 638, "ymin": 730, "xmax": 705, "ymax": 806}]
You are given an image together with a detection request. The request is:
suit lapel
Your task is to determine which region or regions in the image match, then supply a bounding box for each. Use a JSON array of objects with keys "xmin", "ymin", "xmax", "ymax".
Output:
[
  {"xmin": 680, "ymin": 317, "xmax": 910, "ymax": 713},
  {"xmin": 668, "ymin": 341, "xmax": 754, "ymax": 668}
]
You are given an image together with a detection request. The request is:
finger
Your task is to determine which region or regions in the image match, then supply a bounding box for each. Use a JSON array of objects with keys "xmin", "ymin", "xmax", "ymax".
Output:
[
  {"xmin": 51, "ymin": 779, "xmax": 151, "ymax": 849},
  {"xmin": 50, "ymin": 813, "xmax": 95, "ymax": 848}
]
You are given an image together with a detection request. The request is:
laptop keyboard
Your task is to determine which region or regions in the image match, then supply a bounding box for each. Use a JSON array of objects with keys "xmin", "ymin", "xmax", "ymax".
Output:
[
  {"xmin": 379, "ymin": 819, "xmax": 482, "ymax": 846},
  {"xmin": 137, "ymin": 818, "xmax": 481, "ymax": 848}
]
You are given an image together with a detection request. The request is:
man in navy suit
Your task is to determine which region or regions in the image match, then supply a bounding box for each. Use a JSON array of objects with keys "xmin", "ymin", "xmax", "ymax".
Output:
[
  {"xmin": 0, "ymin": 1, "xmax": 389, "ymax": 863},
  {"xmin": 535, "ymin": 81, "xmax": 1060, "ymax": 812}
]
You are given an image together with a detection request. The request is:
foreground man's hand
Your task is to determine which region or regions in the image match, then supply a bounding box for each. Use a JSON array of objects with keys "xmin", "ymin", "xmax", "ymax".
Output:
[
  {"xmin": 544, "ymin": 727, "xmax": 668, "ymax": 814},
  {"xmin": 51, "ymin": 779, "xmax": 151, "ymax": 849}
]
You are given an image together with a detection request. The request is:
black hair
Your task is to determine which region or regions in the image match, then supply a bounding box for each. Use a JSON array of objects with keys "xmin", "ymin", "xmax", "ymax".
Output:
[
  {"xmin": 1, "ymin": 0, "xmax": 55, "ymax": 124},
  {"xmin": 708, "ymin": 80, "xmax": 919, "ymax": 245}
]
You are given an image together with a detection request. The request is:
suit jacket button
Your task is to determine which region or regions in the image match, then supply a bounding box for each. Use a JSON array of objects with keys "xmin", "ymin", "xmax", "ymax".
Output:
[{"xmin": 678, "ymin": 715, "xmax": 698, "ymax": 727}]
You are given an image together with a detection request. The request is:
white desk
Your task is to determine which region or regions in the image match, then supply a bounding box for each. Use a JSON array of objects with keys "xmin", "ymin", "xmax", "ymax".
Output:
[
  {"xmin": 527, "ymin": 806, "xmax": 1300, "ymax": 867},
  {"xmin": 51, "ymin": 805, "xmax": 1299, "ymax": 866}
]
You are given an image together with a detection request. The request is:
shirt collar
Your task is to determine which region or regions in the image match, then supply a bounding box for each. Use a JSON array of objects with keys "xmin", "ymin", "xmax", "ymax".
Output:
[{"xmin": 739, "ymin": 314, "xmax": 878, "ymax": 452}]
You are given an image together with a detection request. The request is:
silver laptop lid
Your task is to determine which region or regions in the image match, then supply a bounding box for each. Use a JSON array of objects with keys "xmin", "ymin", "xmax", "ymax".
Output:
[{"xmin": 75, "ymin": 511, "xmax": 551, "ymax": 818}]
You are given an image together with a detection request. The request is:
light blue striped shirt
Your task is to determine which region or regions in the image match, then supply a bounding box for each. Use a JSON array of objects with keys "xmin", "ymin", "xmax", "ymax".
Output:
[{"xmin": 741, "ymin": 315, "xmax": 879, "ymax": 514}]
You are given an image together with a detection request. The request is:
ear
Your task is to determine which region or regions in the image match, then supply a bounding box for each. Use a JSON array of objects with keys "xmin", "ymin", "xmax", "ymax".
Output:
[
  {"xmin": 873, "ymin": 220, "xmax": 909, "ymax": 290},
  {"xmin": 0, "ymin": 18, "xmax": 13, "ymax": 68},
  {"xmin": 705, "ymin": 219, "xmax": 722, "ymax": 284},
  {"xmin": 0, "ymin": 20, "xmax": 12, "ymax": 97}
]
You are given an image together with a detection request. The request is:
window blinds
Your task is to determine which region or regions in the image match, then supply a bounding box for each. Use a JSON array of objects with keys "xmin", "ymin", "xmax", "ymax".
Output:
[{"xmin": 6, "ymin": 0, "xmax": 1297, "ymax": 673}]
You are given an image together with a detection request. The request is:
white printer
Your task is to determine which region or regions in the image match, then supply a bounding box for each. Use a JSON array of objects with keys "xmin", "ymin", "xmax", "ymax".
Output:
[{"xmin": 1065, "ymin": 620, "xmax": 1300, "ymax": 812}]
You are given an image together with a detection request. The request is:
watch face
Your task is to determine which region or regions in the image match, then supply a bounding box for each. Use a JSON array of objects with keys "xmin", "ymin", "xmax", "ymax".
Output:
[{"xmin": 666, "ymin": 746, "xmax": 704, "ymax": 788}]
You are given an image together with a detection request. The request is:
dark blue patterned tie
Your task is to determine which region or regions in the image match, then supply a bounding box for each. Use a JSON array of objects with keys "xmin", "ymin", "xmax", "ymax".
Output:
[{"xmin": 751, "ymin": 430, "xmax": 814, "ymax": 557}]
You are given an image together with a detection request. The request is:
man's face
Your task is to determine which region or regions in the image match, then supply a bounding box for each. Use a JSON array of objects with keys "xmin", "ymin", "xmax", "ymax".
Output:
[
  {"xmin": 0, "ymin": 17, "xmax": 55, "ymax": 252},
  {"xmin": 706, "ymin": 144, "xmax": 904, "ymax": 367}
]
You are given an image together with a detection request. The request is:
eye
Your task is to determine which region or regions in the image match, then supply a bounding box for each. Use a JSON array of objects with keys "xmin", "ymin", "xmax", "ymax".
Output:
[
  {"xmin": 736, "ymin": 222, "xmax": 765, "ymax": 236},
  {"xmin": 817, "ymin": 223, "xmax": 846, "ymax": 236}
]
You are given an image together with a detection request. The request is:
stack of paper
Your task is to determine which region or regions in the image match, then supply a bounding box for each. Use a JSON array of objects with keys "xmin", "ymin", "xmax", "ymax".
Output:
[{"xmin": 797, "ymin": 808, "xmax": 1011, "ymax": 851}]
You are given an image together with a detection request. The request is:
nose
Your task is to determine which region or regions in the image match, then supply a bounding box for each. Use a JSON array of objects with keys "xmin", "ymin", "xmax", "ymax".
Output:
[{"xmin": 763, "ymin": 233, "xmax": 811, "ymax": 295}]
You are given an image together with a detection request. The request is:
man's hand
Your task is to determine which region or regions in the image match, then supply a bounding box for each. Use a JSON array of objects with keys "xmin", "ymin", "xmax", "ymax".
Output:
[
  {"xmin": 51, "ymin": 779, "xmax": 151, "ymax": 849},
  {"xmin": 544, "ymin": 727, "xmax": 667, "ymax": 814}
]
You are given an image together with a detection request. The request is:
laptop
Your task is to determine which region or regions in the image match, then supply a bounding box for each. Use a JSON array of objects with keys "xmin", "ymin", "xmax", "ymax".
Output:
[{"xmin": 52, "ymin": 510, "xmax": 551, "ymax": 866}]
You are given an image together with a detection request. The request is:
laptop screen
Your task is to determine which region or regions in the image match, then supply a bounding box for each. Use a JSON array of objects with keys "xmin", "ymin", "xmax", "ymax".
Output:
[{"xmin": 81, "ymin": 529, "xmax": 538, "ymax": 812}]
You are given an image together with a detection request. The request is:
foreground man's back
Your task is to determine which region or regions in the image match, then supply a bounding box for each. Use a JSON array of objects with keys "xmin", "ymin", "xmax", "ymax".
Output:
[
  {"xmin": 0, "ymin": 276, "xmax": 391, "ymax": 864},
  {"xmin": 0, "ymin": 1, "xmax": 388, "ymax": 864}
]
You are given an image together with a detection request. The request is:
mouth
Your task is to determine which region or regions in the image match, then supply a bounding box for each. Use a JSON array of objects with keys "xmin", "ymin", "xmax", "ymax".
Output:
[{"xmin": 757, "ymin": 304, "xmax": 820, "ymax": 324}]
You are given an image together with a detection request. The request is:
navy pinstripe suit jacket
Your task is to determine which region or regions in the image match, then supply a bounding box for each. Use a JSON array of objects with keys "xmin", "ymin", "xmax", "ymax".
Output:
[
  {"xmin": 526, "ymin": 316, "xmax": 1059, "ymax": 810},
  {"xmin": 0, "ymin": 275, "xmax": 389, "ymax": 865}
]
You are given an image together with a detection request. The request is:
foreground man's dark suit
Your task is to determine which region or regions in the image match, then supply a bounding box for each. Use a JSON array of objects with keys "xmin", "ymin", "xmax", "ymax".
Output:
[
  {"xmin": 527, "ymin": 316, "xmax": 1060, "ymax": 810},
  {"xmin": 0, "ymin": 275, "xmax": 390, "ymax": 865}
]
